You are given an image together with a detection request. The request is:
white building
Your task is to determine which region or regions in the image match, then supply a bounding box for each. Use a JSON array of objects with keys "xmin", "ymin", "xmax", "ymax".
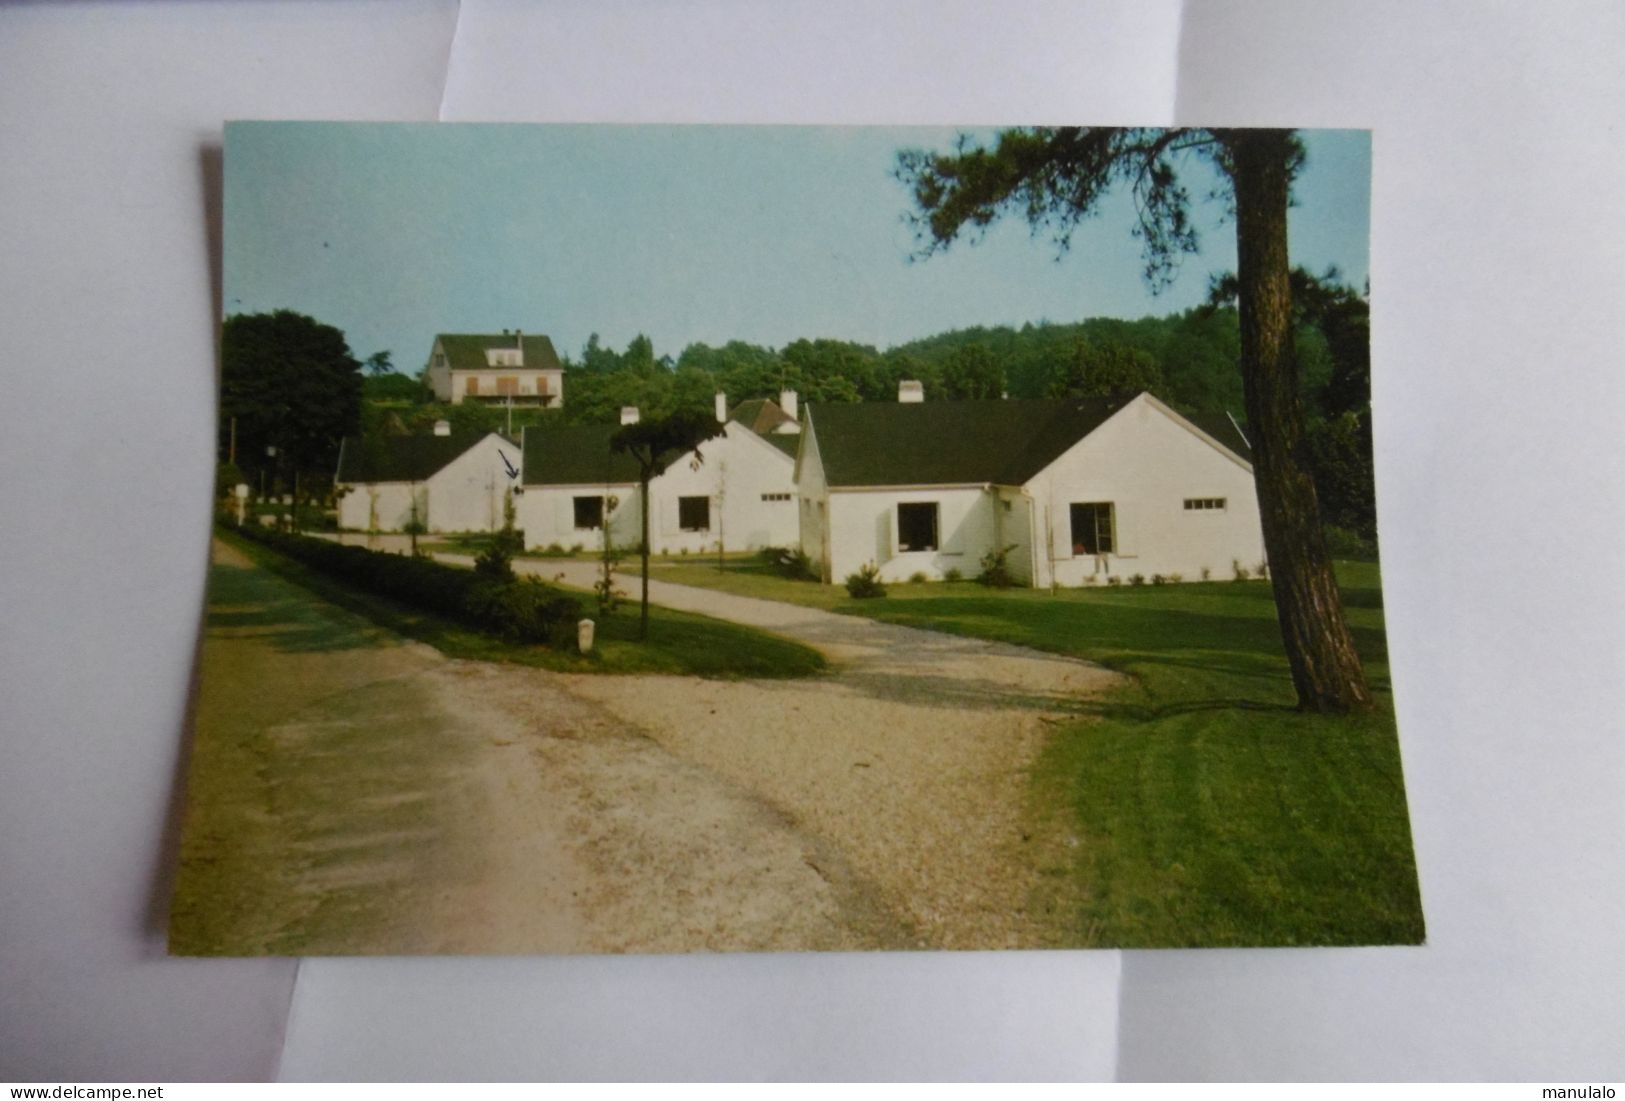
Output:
[
  {"xmin": 425, "ymin": 330, "xmax": 566, "ymax": 407},
  {"xmin": 516, "ymin": 395, "xmax": 800, "ymax": 554},
  {"xmin": 335, "ymin": 426, "xmax": 523, "ymax": 533},
  {"xmin": 797, "ymin": 389, "xmax": 1265, "ymax": 586},
  {"xmin": 514, "ymin": 423, "xmax": 644, "ymax": 553}
]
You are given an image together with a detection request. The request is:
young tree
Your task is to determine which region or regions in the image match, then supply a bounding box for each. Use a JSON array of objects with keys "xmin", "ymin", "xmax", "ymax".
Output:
[
  {"xmin": 897, "ymin": 127, "xmax": 1371, "ymax": 712},
  {"xmin": 611, "ymin": 411, "xmax": 725, "ymax": 640}
]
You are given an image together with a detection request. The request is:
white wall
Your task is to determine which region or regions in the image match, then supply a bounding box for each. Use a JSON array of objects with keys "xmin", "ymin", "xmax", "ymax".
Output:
[
  {"xmin": 826, "ymin": 486, "xmax": 993, "ymax": 583},
  {"xmin": 646, "ymin": 424, "xmax": 797, "ymax": 555},
  {"xmin": 424, "ymin": 433, "xmax": 522, "ymax": 533},
  {"xmin": 516, "ymin": 483, "xmax": 640, "ymax": 553},
  {"xmin": 1026, "ymin": 396, "xmax": 1265, "ymax": 587},
  {"xmin": 337, "ymin": 482, "xmax": 423, "ymax": 533}
]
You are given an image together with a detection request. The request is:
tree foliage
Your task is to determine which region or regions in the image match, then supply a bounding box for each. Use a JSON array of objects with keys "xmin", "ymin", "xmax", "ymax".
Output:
[{"xmin": 220, "ymin": 310, "xmax": 363, "ymax": 493}]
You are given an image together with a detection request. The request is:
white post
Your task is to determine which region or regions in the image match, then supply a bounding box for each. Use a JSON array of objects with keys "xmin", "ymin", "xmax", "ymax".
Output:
[{"xmin": 577, "ymin": 618, "xmax": 595, "ymax": 654}]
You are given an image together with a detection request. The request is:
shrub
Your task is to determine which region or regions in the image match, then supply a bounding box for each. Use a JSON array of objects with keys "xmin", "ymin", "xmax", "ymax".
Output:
[
  {"xmin": 1255, "ymin": 560, "xmax": 1270, "ymax": 579},
  {"xmin": 1167, "ymin": 572, "xmax": 1183, "ymax": 584},
  {"xmin": 473, "ymin": 494, "xmax": 523, "ymax": 582},
  {"xmin": 1129, "ymin": 573, "xmax": 1147, "ymax": 587},
  {"xmin": 1232, "ymin": 559, "xmax": 1250, "ymax": 582},
  {"xmin": 908, "ymin": 570, "xmax": 929, "ymax": 584},
  {"xmin": 1151, "ymin": 573, "xmax": 1167, "ymax": 586},
  {"xmin": 570, "ymin": 543, "xmax": 584, "ymax": 554},
  {"xmin": 976, "ymin": 544, "xmax": 1020, "ymax": 588},
  {"xmin": 543, "ymin": 543, "xmax": 566, "ymax": 556},
  {"xmin": 1083, "ymin": 574, "xmax": 1099, "ymax": 585},
  {"xmin": 1324, "ymin": 524, "xmax": 1378, "ymax": 561},
  {"xmin": 1201, "ymin": 566, "xmax": 1212, "ymax": 581},
  {"xmin": 943, "ymin": 567, "xmax": 963, "ymax": 583},
  {"xmin": 758, "ymin": 545, "xmax": 817, "ymax": 581},
  {"xmin": 1106, "ymin": 575, "xmax": 1122, "ymax": 587},
  {"xmin": 844, "ymin": 562, "xmax": 887, "ymax": 599},
  {"xmin": 228, "ymin": 525, "xmax": 580, "ymax": 646}
]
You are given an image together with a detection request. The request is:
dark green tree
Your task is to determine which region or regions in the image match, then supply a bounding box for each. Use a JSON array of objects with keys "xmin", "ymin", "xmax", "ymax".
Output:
[
  {"xmin": 220, "ymin": 310, "xmax": 363, "ymax": 502},
  {"xmin": 611, "ymin": 411, "xmax": 726, "ymax": 640},
  {"xmin": 1047, "ymin": 338, "xmax": 1164, "ymax": 399},
  {"xmin": 897, "ymin": 127, "xmax": 1371, "ymax": 712},
  {"xmin": 940, "ymin": 342, "xmax": 1006, "ymax": 399}
]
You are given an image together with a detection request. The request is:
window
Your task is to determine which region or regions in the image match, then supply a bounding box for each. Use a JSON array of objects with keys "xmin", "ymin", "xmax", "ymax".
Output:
[
  {"xmin": 1183, "ymin": 497, "xmax": 1226, "ymax": 511},
  {"xmin": 897, "ymin": 502, "xmax": 939, "ymax": 552},
  {"xmin": 496, "ymin": 376, "xmax": 518, "ymax": 396},
  {"xmin": 465, "ymin": 377, "xmax": 480, "ymax": 396},
  {"xmin": 1070, "ymin": 502, "xmax": 1115, "ymax": 555},
  {"xmin": 573, "ymin": 496, "xmax": 604, "ymax": 530},
  {"xmin": 678, "ymin": 495, "xmax": 710, "ymax": 531},
  {"xmin": 761, "ymin": 492, "xmax": 792, "ymax": 502},
  {"xmin": 433, "ymin": 353, "xmax": 446, "ymax": 368}
]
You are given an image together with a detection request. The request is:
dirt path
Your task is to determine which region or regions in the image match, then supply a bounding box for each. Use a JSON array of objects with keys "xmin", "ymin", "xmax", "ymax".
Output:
[
  {"xmin": 521, "ymin": 557, "xmax": 1121, "ymax": 949},
  {"xmin": 173, "ymin": 541, "xmax": 889, "ymax": 955}
]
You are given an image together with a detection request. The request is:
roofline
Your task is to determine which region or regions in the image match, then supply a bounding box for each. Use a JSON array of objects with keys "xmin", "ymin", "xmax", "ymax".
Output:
[
  {"xmin": 1136, "ymin": 392, "xmax": 1254, "ymax": 473},
  {"xmin": 521, "ymin": 481, "xmax": 639, "ymax": 490},
  {"xmin": 826, "ymin": 482, "xmax": 992, "ymax": 493}
]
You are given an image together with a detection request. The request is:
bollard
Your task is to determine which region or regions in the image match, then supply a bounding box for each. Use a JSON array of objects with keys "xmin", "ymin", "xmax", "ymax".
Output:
[{"xmin": 577, "ymin": 618, "xmax": 596, "ymax": 654}]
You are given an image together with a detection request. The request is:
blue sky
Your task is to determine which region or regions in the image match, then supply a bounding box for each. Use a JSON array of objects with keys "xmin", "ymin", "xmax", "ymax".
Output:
[{"xmin": 224, "ymin": 123, "xmax": 1369, "ymax": 370}]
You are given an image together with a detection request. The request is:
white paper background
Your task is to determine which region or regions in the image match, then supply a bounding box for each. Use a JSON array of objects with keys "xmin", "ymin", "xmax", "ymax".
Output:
[{"xmin": 2, "ymin": 0, "xmax": 1621, "ymax": 1082}]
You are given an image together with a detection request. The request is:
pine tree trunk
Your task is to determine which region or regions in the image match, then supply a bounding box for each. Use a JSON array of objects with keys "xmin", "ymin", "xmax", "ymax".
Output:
[{"xmin": 1227, "ymin": 130, "xmax": 1373, "ymax": 713}]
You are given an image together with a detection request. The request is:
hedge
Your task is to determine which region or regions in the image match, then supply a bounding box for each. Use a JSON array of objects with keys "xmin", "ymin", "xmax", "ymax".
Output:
[{"xmin": 230, "ymin": 525, "xmax": 581, "ymax": 646}]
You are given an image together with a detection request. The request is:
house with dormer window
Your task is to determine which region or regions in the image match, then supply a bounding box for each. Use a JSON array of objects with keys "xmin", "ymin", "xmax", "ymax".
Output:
[{"xmin": 425, "ymin": 330, "xmax": 566, "ymax": 407}]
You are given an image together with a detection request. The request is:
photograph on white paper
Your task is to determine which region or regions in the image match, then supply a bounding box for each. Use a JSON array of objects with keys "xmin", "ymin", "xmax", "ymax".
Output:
[{"xmin": 171, "ymin": 122, "xmax": 1423, "ymax": 954}]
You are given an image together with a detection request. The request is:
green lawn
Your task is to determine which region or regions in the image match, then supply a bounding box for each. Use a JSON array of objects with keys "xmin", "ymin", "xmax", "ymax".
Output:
[
  {"xmin": 652, "ymin": 556, "xmax": 1424, "ymax": 947},
  {"xmin": 219, "ymin": 530, "xmax": 825, "ymax": 680}
]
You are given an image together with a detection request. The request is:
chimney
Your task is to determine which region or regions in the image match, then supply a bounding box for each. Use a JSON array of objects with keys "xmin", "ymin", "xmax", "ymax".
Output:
[
  {"xmin": 514, "ymin": 328, "xmax": 524, "ymax": 366},
  {"xmin": 714, "ymin": 392, "xmax": 728, "ymax": 423},
  {"xmin": 898, "ymin": 379, "xmax": 924, "ymax": 403},
  {"xmin": 619, "ymin": 406, "xmax": 640, "ymax": 425},
  {"xmin": 779, "ymin": 389, "xmax": 798, "ymax": 421},
  {"xmin": 433, "ymin": 419, "xmax": 451, "ymax": 437}
]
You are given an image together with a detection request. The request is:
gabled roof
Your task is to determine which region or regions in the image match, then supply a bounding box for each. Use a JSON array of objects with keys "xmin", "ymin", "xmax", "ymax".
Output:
[
  {"xmin": 434, "ymin": 333, "xmax": 564, "ymax": 373},
  {"xmin": 729, "ymin": 397, "xmax": 797, "ymax": 436},
  {"xmin": 336, "ymin": 429, "xmax": 512, "ymax": 484},
  {"xmin": 757, "ymin": 432, "xmax": 800, "ymax": 459},
  {"xmin": 805, "ymin": 393, "xmax": 1251, "ymax": 489},
  {"xmin": 520, "ymin": 423, "xmax": 646, "ymax": 487}
]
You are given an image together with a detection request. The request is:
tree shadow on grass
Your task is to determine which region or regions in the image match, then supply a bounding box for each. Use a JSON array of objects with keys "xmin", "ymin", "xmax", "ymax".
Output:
[{"xmin": 205, "ymin": 557, "xmax": 409, "ymax": 656}]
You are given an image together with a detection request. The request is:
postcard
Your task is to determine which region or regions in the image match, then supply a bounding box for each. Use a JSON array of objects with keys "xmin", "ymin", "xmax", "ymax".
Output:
[{"xmin": 171, "ymin": 122, "xmax": 1422, "ymax": 954}]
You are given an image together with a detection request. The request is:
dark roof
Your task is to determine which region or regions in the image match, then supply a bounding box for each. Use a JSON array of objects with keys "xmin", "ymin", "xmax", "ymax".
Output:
[
  {"xmin": 759, "ymin": 433, "xmax": 800, "ymax": 459},
  {"xmin": 805, "ymin": 394, "xmax": 1250, "ymax": 489},
  {"xmin": 435, "ymin": 332, "xmax": 564, "ymax": 373},
  {"xmin": 521, "ymin": 424, "xmax": 646, "ymax": 486},
  {"xmin": 336, "ymin": 429, "xmax": 509, "ymax": 484},
  {"xmin": 729, "ymin": 397, "xmax": 797, "ymax": 435}
]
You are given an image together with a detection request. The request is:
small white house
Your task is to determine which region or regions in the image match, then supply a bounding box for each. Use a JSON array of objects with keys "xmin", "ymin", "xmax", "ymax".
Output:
[
  {"xmin": 517, "ymin": 398, "xmax": 800, "ymax": 555},
  {"xmin": 335, "ymin": 426, "xmax": 523, "ymax": 534},
  {"xmin": 797, "ymin": 389, "xmax": 1265, "ymax": 586},
  {"xmin": 425, "ymin": 330, "xmax": 566, "ymax": 407},
  {"xmin": 514, "ymin": 423, "xmax": 644, "ymax": 553}
]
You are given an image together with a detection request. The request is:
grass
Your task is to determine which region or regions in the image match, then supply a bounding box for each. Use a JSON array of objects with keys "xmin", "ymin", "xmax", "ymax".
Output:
[
  {"xmin": 650, "ymin": 555, "xmax": 1424, "ymax": 947},
  {"xmin": 218, "ymin": 529, "xmax": 825, "ymax": 679}
]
